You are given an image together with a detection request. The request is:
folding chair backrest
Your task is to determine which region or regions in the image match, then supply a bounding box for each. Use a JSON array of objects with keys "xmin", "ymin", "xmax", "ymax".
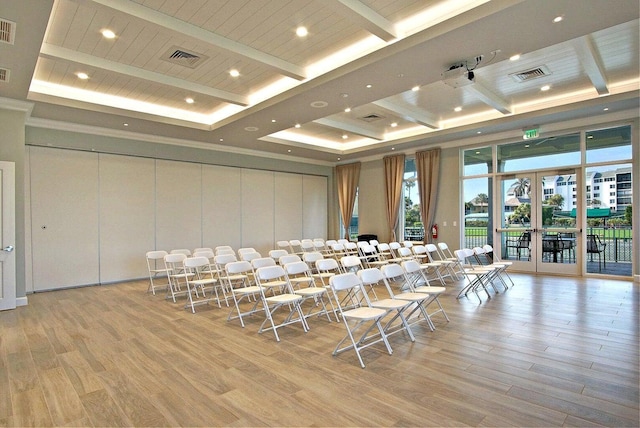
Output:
[
  {"xmin": 284, "ymin": 260, "xmax": 311, "ymax": 276},
  {"xmin": 316, "ymin": 257, "xmax": 340, "ymax": 272},
  {"xmin": 171, "ymin": 248, "xmax": 191, "ymax": 256},
  {"xmin": 256, "ymin": 265, "xmax": 287, "ymax": 282},
  {"xmin": 269, "ymin": 249, "xmax": 289, "ymax": 260},
  {"xmin": 340, "ymin": 255, "xmax": 362, "ymax": 272},
  {"xmin": 279, "ymin": 254, "xmax": 302, "ymax": 265},
  {"xmin": 184, "ymin": 256, "xmax": 209, "ymax": 270},
  {"xmin": 240, "ymin": 251, "xmax": 262, "ymax": 262},
  {"xmin": 225, "ymin": 260, "xmax": 252, "ymax": 275},
  {"xmin": 251, "ymin": 257, "xmax": 276, "ymax": 270}
]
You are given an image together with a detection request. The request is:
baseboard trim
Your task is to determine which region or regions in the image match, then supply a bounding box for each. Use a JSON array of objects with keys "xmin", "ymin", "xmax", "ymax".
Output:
[
  {"xmin": 635, "ymin": 275, "xmax": 640, "ymax": 284},
  {"xmin": 16, "ymin": 296, "xmax": 28, "ymax": 307}
]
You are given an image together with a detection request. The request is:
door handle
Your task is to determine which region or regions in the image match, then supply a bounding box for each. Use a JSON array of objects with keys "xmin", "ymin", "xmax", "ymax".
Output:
[{"xmin": 2, "ymin": 245, "xmax": 14, "ymax": 252}]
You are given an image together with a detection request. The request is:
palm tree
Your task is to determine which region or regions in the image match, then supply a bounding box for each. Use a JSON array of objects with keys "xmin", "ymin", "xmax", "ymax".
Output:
[{"xmin": 513, "ymin": 178, "xmax": 530, "ymax": 199}]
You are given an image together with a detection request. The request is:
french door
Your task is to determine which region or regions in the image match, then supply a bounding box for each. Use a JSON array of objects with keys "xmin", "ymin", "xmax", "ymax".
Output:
[{"xmin": 497, "ymin": 170, "xmax": 580, "ymax": 275}]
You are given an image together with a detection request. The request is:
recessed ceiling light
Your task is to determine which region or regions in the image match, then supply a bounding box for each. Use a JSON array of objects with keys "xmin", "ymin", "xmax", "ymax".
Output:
[
  {"xmin": 342, "ymin": 134, "xmax": 348, "ymax": 139},
  {"xmin": 229, "ymin": 69, "xmax": 240, "ymax": 77},
  {"xmin": 509, "ymin": 54, "xmax": 521, "ymax": 61},
  {"xmin": 366, "ymin": 84, "xmax": 372, "ymax": 88},
  {"xmin": 477, "ymin": 131, "xmax": 482, "ymax": 134},
  {"xmin": 553, "ymin": 15, "xmax": 564, "ymax": 23},
  {"xmin": 454, "ymin": 106, "xmax": 462, "ymax": 112},
  {"xmin": 244, "ymin": 126, "xmax": 259, "ymax": 132},
  {"xmin": 587, "ymin": 135, "xmax": 594, "ymax": 139},
  {"xmin": 295, "ymin": 123, "xmax": 301, "ymax": 128},
  {"xmin": 603, "ymin": 107, "xmax": 609, "ymax": 111},
  {"xmin": 337, "ymin": 157, "xmax": 341, "ymax": 161},
  {"xmin": 411, "ymin": 85, "xmax": 420, "ymax": 91},
  {"xmin": 310, "ymin": 101, "xmax": 328, "ymax": 108},
  {"xmin": 76, "ymin": 72, "xmax": 89, "ymax": 80},
  {"xmin": 123, "ymin": 123, "xmax": 128, "ymax": 127},
  {"xmin": 391, "ymin": 147, "xmax": 395, "ymax": 151},
  {"xmin": 475, "ymin": 151, "xmax": 480, "ymax": 154},
  {"xmin": 344, "ymin": 107, "xmax": 351, "ymax": 113},
  {"xmin": 524, "ymin": 144, "xmax": 530, "ymax": 148},
  {"xmin": 287, "ymin": 149, "xmax": 292, "ymax": 153},
  {"xmin": 296, "ymin": 26, "xmax": 308, "ymax": 37},
  {"xmin": 185, "ymin": 97, "xmax": 194, "ymax": 104},
  {"xmin": 541, "ymin": 85, "xmax": 551, "ymax": 91},
  {"xmin": 101, "ymin": 29, "xmax": 116, "ymax": 39},
  {"xmin": 390, "ymin": 122, "xmax": 398, "ymax": 128},
  {"xmin": 219, "ymin": 138, "xmax": 224, "ymax": 142}
]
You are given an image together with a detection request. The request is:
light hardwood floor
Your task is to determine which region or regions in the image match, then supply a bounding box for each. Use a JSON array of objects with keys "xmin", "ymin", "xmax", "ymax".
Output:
[{"xmin": 1, "ymin": 273, "xmax": 638, "ymax": 427}]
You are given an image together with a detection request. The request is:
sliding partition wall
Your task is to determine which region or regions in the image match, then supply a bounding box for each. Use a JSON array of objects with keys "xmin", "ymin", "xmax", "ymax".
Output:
[{"xmin": 27, "ymin": 146, "xmax": 328, "ymax": 292}]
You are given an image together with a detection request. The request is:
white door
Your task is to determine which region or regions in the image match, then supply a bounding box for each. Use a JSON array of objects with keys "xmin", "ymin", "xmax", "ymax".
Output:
[
  {"xmin": 0, "ymin": 161, "xmax": 16, "ymax": 310},
  {"xmin": 497, "ymin": 170, "xmax": 580, "ymax": 275}
]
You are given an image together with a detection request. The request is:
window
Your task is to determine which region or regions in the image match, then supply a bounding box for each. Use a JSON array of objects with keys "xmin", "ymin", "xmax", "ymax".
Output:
[
  {"xmin": 497, "ymin": 133, "xmax": 580, "ymax": 172},
  {"xmin": 403, "ymin": 158, "xmax": 423, "ymax": 241},
  {"xmin": 586, "ymin": 125, "xmax": 632, "ymax": 163}
]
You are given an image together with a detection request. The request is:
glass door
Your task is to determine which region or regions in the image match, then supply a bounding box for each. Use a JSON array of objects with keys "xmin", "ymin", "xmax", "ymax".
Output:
[{"xmin": 497, "ymin": 170, "xmax": 579, "ymax": 275}]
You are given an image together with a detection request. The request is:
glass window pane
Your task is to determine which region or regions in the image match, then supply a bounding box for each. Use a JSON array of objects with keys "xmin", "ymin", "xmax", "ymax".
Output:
[
  {"xmin": 586, "ymin": 125, "xmax": 632, "ymax": 164},
  {"xmin": 497, "ymin": 133, "xmax": 580, "ymax": 172},
  {"xmin": 463, "ymin": 146, "xmax": 492, "ymax": 175},
  {"xmin": 463, "ymin": 177, "xmax": 491, "ymax": 248},
  {"xmin": 403, "ymin": 158, "xmax": 423, "ymax": 241}
]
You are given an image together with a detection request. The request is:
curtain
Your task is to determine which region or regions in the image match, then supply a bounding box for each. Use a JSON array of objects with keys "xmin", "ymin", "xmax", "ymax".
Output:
[
  {"xmin": 416, "ymin": 149, "xmax": 440, "ymax": 244},
  {"xmin": 335, "ymin": 162, "xmax": 361, "ymax": 240},
  {"xmin": 383, "ymin": 154, "xmax": 405, "ymax": 243}
]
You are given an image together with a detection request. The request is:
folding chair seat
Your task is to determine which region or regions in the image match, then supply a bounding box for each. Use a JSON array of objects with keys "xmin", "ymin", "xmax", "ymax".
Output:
[
  {"xmin": 182, "ymin": 256, "xmax": 223, "ymax": 313},
  {"xmin": 255, "ymin": 265, "xmax": 309, "ymax": 341},
  {"xmin": 225, "ymin": 261, "xmax": 262, "ymax": 327},
  {"xmin": 283, "ymin": 261, "xmax": 332, "ymax": 323},
  {"xmin": 376, "ymin": 243, "xmax": 400, "ymax": 262},
  {"xmin": 146, "ymin": 250, "xmax": 170, "ymax": 295},
  {"xmin": 358, "ymin": 243, "xmax": 388, "ymax": 269},
  {"xmin": 328, "ymin": 272, "xmax": 393, "ymax": 368},
  {"xmin": 425, "ymin": 244, "xmax": 458, "ymax": 282},
  {"xmin": 401, "ymin": 260, "xmax": 450, "ymax": 326},
  {"xmin": 453, "ymin": 249, "xmax": 496, "ymax": 303},
  {"xmin": 380, "ymin": 263, "xmax": 435, "ymax": 331},
  {"xmin": 268, "ymin": 249, "xmax": 288, "ymax": 262},
  {"xmin": 164, "ymin": 253, "xmax": 194, "ymax": 302},
  {"xmin": 357, "ymin": 268, "xmax": 416, "ymax": 343}
]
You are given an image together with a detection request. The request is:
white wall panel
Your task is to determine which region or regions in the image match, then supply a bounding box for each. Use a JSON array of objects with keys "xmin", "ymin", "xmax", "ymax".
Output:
[
  {"xmin": 241, "ymin": 169, "xmax": 274, "ymax": 255},
  {"xmin": 274, "ymin": 172, "xmax": 303, "ymax": 242},
  {"xmin": 29, "ymin": 147, "xmax": 99, "ymax": 290},
  {"xmin": 99, "ymin": 154, "xmax": 155, "ymax": 282},
  {"xmin": 202, "ymin": 165, "xmax": 242, "ymax": 249},
  {"xmin": 156, "ymin": 160, "xmax": 202, "ymax": 252},
  {"xmin": 303, "ymin": 175, "xmax": 328, "ymax": 240}
]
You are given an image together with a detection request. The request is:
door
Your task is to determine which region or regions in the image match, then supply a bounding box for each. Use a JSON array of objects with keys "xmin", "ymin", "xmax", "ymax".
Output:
[
  {"xmin": 497, "ymin": 170, "xmax": 579, "ymax": 275},
  {"xmin": 0, "ymin": 161, "xmax": 16, "ymax": 310}
]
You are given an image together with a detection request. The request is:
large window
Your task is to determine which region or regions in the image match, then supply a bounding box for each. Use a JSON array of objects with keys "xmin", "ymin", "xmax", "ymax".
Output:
[
  {"xmin": 403, "ymin": 158, "xmax": 423, "ymax": 241},
  {"xmin": 497, "ymin": 133, "xmax": 580, "ymax": 172}
]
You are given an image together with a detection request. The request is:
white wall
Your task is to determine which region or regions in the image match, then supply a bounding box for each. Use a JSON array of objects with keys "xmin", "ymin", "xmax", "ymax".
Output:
[{"xmin": 26, "ymin": 146, "xmax": 328, "ymax": 291}]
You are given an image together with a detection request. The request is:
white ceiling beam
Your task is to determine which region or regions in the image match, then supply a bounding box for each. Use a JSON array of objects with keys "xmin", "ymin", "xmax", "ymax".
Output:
[
  {"xmin": 40, "ymin": 43, "xmax": 249, "ymax": 106},
  {"xmin": 313, "ymin": 117, "xmax": 383, "ymax": 140},
  {"xmin": 462, "ymin": 80, "xmax": 512, "ymax": 114},
  {"xmin": 325, "ymin": 0, "xmax": 398, "ymax": 42},
  {"xmin": 81, "ymin": 0, "xmax": 306, "ymax": 80},
  {"xmin": 373, "ymin": 99, "xmax": 439, "ymax": 129},
  {"xmin": 572, "ymin": 36, "xmax": 609, "ymax": 96}
]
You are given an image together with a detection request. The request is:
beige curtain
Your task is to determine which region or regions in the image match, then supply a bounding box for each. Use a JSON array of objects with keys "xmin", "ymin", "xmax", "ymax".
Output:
[
  {"xmin": 335, "ymin": 162, "xmax": 361, "ymax": 240},
  {"xmin": 416, "ymin": 149, "xmax": 440, "ymax": 244},
  {"xmin": 383, "ymin": 154, "xmax": 405, "ymax": 243}
]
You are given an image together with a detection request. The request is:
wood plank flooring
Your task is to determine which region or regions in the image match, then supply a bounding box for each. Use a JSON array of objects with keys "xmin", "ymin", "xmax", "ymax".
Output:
[{"xmin": 0, "ymin": 274, "xmax": 638, "ymax": 427}]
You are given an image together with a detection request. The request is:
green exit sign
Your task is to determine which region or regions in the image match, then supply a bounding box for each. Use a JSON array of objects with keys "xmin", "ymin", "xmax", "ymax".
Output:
[{"xmin": 523, "ymin": 128, "xmax": 539, "ymax": 140}]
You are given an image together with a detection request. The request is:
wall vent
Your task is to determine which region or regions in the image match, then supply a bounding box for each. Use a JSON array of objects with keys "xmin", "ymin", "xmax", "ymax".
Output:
[
  {"xmin": 0, "ymin": 68, "xmax": 9, "ymax": 82},
  {"xmin": 160, "ymin": 46, "xmax": 208, "ymax": 69},
  {"xmin": 0, "ymin": 18, "xmax": 16, "ymax": 45},
  {"xmin": 509, "ymin": 65, "xmax": 551, "ymax": 82},
  {"xmin": 359, "ymin": 113, "xmax": 384, "ymax": 122}
]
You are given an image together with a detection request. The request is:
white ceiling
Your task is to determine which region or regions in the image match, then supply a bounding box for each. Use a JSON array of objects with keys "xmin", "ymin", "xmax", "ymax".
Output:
[{"xmin": 1, "ymin": 0, "xmax": 638, "ymax": 163}]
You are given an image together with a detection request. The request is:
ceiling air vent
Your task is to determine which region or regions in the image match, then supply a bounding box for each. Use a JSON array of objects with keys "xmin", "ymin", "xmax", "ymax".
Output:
[
  {"xmin": 0, "ymin": 18, "xmax": 16, "ymax": 45},
  {"xmin": 359, "ymin": 113, "xmax": 385, "ymax": 122},
  {"xmin": 160, "ymin": 46, "xmax": 209, "ymax": 69},
  {"xmin": 509, "ymin": 65, "xmax": 551, "ymax": 83},
  {"xmin": 0, "ymin": 68, "xmax": 9, "ymax": 82}
]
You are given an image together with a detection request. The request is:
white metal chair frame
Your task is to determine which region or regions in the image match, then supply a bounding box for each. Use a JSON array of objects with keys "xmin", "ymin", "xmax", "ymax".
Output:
[{"xmin": 146, "ymin": 250, "xmax": 170, "ymax": 295}]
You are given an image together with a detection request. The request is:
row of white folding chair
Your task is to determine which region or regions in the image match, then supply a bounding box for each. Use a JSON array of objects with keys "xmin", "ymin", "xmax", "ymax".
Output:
[
  {"xmin": 472, "ymin": 245, "xmax": 514, "ymax": 290},
  {"xmin": 453, "ymin": 248, "xmax": 503, "ymax": 302}
]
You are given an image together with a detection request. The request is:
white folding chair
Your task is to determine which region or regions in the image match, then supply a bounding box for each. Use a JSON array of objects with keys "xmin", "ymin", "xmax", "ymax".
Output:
[
  {"xmin": 225, "ymin": 261, "xmax": 261, "ymax": 327},
  {"xmin": 164, "ymin": 253, "xmax": 193, "ymax": 302},
  {"xmin": 401, "ymin": 260, "xmax": 450, "ymax": 326},
  {"xmin": 340, "ymin": 255, "xmax": 363, "ymax": 274},
  {"xmin": 328, "ymin": 272, "xmax": 393, "ymax": 368},
  {"xmin": 170, "ymin": 248, "xmax": 192, "ymax": 257},
  {"xmin": 183, "ymin": 256, "xmax": 221, "ymax": 313},
  {"xmin": 482, "ymin": 244, "xmax": 514, "ymax": 288},
  {"xmin": 255, "ymin": 265, "xmax": 309, "ymax": 341},
  {"xmin": 473, "ymin": 247, "xmax": 507, "ymax": 292},
  {"xmin": 454, "ymin": 248, "xmax": 496, "ymax": 303},
  {"xmin": 278, "ymin": 254, "xmax": 302, "ymax": 266},
  {"xmin": 283, "ymin": 260, "xmax": 332, "ymax": 323},
  {"xmin": 146, "ymin": 250, "xmax": 170, "ymax": 295},
  {"xmin": 357, "ymin": 268, "xmax": 416, "ymax": 343},
  {"xmin": 268, "ymin": 249, "xmax": 288, "ymax": 262},
  {"xmin": 380, "ymin": 263, "xmax": 435, "ymax": 331}
]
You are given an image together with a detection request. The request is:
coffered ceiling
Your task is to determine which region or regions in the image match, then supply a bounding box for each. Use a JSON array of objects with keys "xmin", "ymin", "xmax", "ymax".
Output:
[{"xmin": 1, "ymin": 0, "xmax": 638, "ymax": 163}]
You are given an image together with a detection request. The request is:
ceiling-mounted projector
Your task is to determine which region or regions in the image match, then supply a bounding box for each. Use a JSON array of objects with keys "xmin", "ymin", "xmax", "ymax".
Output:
[{"xmin": 442, "ymin": 66, "xmax": 475, "ymax": 88}]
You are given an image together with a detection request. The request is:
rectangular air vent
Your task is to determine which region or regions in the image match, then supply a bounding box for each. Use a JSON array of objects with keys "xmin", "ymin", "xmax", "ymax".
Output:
[
  {"xmin": 0, "ymin": 18, "xmax": 16, "ymax": 45},
  {"xmin": 509, "ymin": 65, "xmax": 551, "ymax": 82},
  {"xmin": 359, "ymin": 113, "xmax": 384, "ymax": 122},
  {"xmin": 160, "ymin": 46, "xmax": 209, "ymax": 69},
  {"xmin": 0, "ymin": 68, "xmax": 9, "ymax": 82}
]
